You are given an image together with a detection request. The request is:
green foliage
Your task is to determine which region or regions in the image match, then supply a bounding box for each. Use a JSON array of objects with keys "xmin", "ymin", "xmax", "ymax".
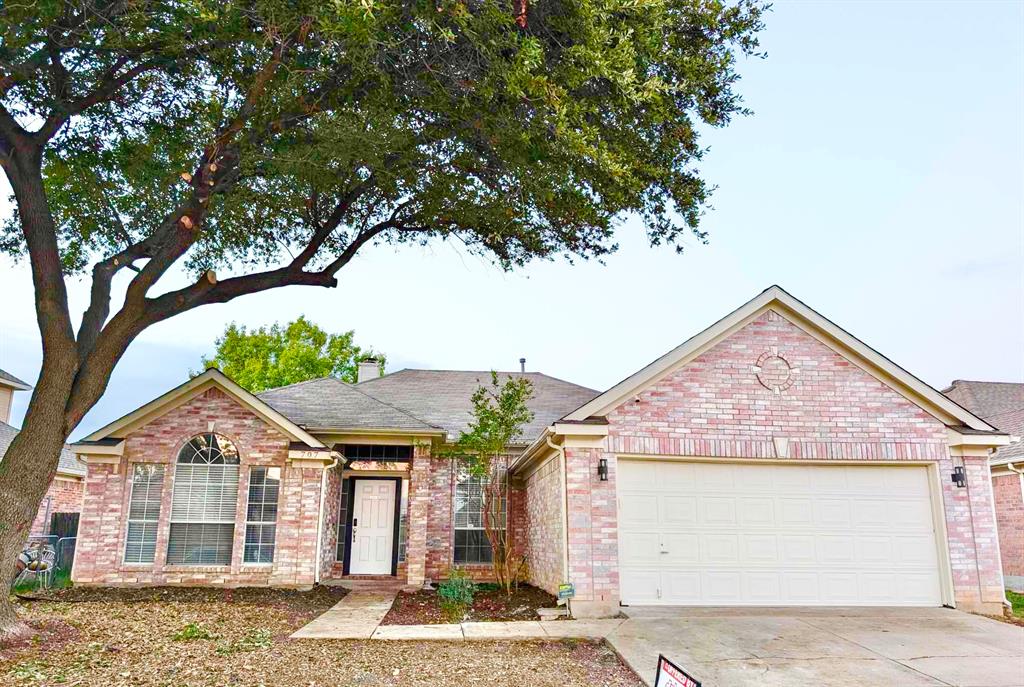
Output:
[
  {"xmin": 438, "ymin": 567, "xmax": 477, "ymax": 620},
  {"xmin": 449, "ymin": 372, "xmax": 535, "ymax": 477},
  {"xmin": 197, "ymin": 316, "xmax": 383, "ymax": 391},
  {"xmin": 1007, "ymin": 589, "xmax": 1024, "ymax": 617},
  {"xmin": 1, "ymin": 0, "xmax": 765, "ymax": 275},
  {"xmin": 172, "ymin": 622, "xmax": 217, "ymax": 641},
  {"xmin": 216, "ymin": 628, "xmax": 273, "ymax": 654}
]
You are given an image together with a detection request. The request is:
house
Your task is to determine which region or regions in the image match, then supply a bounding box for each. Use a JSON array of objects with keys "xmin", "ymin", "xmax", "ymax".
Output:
[
  {"xmin": 69, "ymin": 287, "xmax": 1011, "ymax": 616},
  {"xmin": 0, "ymin": 367, "xmax": 86, "ymax": 538},
  {"xmin": 943, "ymin": 380, "xmax": 1024, "ymax": 592}
]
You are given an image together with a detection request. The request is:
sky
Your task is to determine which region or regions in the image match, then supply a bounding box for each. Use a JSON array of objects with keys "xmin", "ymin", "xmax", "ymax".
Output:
[{"xmin": 1, "ymin": 0, "xmax": 1021, "ymax": 441}]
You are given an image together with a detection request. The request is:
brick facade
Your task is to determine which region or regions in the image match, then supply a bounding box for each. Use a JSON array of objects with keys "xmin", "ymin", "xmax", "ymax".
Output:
[
  {"xmin": 73, "ymin": 388, "xmax": 326, "ymax": 588},
  {"xmin": 993, "ymin": 472, "xmax": 1024, "ymax": 590},
  {"xmin": 528, "ymin": 309, "xmax": 1005, "ymax": 615},
  {"xmin": 524, "ymin": 454, "xmax": 565, "ymax": 595},
  {"xmin": 29, "ymin": 476, "xmax": 83, "ymax": 537}
]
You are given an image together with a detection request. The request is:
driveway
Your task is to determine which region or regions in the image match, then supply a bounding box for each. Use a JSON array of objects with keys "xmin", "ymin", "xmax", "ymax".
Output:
[{"xmin": 606, "ymin": 607, "xmax": 1024, "ymax": 687}]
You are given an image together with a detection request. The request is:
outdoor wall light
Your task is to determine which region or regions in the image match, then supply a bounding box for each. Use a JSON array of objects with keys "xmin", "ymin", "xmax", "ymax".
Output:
[
  {"xmin": 951, "ymin": 465, "xmax": 967, "ymax": 489},
  {"xmin": 597, "ymin": 457, "xmax": 609, "ymax": 481}
]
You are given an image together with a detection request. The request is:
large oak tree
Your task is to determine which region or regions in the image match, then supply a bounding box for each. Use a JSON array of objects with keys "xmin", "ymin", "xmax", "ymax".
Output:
[{"xmin": 0, "ymin": 0, "xmax": 763, "ymax": 634}]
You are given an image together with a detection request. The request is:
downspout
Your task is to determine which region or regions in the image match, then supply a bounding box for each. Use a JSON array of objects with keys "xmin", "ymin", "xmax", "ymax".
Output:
[
  {"xmin": 546, "ymin": 433, "xmax": 571, "ymax": 617},
  {"xmin": 313, "ymin": 453, "xmax": 341, "ymax": 585}
]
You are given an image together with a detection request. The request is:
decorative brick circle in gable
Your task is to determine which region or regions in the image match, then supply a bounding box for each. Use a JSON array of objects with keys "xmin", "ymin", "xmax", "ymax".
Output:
[{"xmin": 753, "ymin": 349, "xmax": 799, "ymax": 394}]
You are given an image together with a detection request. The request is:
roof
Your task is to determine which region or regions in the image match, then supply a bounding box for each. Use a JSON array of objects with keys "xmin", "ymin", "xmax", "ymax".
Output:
[
  {"xmin": 0, "ymin": 421, "xmax": 85, "ymax": 477},
  {"xmin": 355, "ymin": 370, "xmax": 599, "ymax": 442},
  {"xmin": 80, "ymin": 368, "xmax": 325, "ymax": 448},
  {"xmin": 561, "ymin": 285, "xmax": 1000, "ymax": 435},
  {"xmin": 944, "ymin": 380, "xmax": 1024, "ymax": 463},
  {"xmin": 0, "ymin": 368, "xmax": 31, "ymax": 390},
  {"xmin": 258, "ymin": 377, "xmax": 442, "ymax": 433}
]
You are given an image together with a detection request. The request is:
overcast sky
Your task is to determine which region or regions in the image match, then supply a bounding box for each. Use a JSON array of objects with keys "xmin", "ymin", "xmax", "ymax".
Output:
[{"xmin": 1, "ymin": 0, "xmax": 1021, "ymax": 441}]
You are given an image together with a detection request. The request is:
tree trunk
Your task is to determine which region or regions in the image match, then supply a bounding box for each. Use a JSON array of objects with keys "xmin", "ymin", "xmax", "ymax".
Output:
[{"xmin": 0, "ymin": 402, "xmax": 74, "ymax": 638}]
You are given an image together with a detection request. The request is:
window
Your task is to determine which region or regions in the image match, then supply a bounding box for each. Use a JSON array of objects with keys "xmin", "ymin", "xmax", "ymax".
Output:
[
  {"xmin": 167, "ymin": 433, "xmax": 239, "ymax": 566},
  {"xmin": 336, "ymin": 478, "xmax": 350, "ymax": 561},
  {"xmin": 453, "ymin": 468, "xmax": 504, "ymax": 564},
  {"xmin": 244, "ymin": 467, "xmax": 280, "ymax": 564},
  {"xmin": 124, "ymin": 464, "xmax": 164, "ymax": 563},
  {"xmin": 340, "ymin": 444, "xmax": 412, "ymax": 461}
]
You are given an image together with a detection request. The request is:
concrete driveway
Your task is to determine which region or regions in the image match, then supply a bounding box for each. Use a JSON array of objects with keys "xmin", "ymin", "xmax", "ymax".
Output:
[{"xmin": 606, "ymin": 607, "xmax": 1024, "ymax": 687}]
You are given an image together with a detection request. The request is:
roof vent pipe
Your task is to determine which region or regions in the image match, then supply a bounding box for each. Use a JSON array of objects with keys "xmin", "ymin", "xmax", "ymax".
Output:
[
  {"xmin": 519, "ymin": 358, "xmax": 526, "ymax": 373},
  {"xmin": 357, "ymin": 358, "xmax": 381, "ymax": 383}
]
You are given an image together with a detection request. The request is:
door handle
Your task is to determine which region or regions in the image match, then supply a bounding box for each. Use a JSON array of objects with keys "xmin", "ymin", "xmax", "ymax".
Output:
[{"xmin": 353, "ymin": 518, "xmax": 358, "ymax": 527}]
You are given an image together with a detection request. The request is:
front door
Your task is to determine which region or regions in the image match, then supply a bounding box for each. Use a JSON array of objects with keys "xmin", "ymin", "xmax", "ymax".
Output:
[{"xmin": 349, "ymin": 479, "xmax": 396, "ymax": 575}]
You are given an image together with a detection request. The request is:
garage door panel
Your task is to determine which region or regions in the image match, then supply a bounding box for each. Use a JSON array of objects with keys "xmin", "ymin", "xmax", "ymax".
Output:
[
  {"xmin": 701, "ymin": 497, "xmax": 738, "ymax": 525},
  {"xmin": 661, "ymin": 496, "xmax": 698, "ymax": 525},
  {"xmin": 738, "ymin": 497, "xmax": 774, "ymax": 525},
  {"xmin": 618, "ymin": 460, "xmax": 943, "ymax": 606}
]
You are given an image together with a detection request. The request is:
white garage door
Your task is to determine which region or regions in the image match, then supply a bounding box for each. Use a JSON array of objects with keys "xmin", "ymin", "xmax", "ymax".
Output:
[{"xmin": 617, "ymin": 460, "xmax": 944, "ymax": 606}]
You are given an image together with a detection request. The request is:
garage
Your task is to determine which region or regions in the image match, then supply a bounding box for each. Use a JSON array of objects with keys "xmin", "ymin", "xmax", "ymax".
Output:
[{"xmin": 617, "ymin": 459, "xmax": 946, "ymax": 606}]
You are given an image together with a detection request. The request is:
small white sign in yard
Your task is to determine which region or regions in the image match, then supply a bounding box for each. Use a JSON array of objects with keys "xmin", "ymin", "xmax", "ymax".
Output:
[{"xmin": 654, "ymin": 654, "xmax": 701, "ymax": 687}]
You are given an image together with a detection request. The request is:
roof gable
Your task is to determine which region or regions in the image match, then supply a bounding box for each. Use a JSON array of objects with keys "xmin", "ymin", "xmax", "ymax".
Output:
[
  {"xmin": 0, "ymin": 368, "xmax": 31, "ymax": 390},
  {"xmin": 80, "ymin": 369, "xmax": 324, "ymax": 447},
  {"xmin": 564, "ymin": 286, "xmax": 997, "ymax": 433}
]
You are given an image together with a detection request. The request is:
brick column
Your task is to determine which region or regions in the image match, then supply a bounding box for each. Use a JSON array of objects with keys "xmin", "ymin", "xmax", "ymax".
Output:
[
  {"xmin": 941, "ymin": 451, "xmax": 1006, "ymax": 614},
  {"xmin": 405, "ymin": 442, "xmax": 432, "ymax": 586},
  {"xmin": 564, "ymin": 445, "xmax": 619, "ymax": 617},
  {"xmin": 72, "ymin": 458, "xmax": 125, "ymax": 585}
]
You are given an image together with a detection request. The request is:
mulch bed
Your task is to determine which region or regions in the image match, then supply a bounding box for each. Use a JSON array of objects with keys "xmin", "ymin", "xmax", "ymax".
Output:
[
  {"xmin": 382, "ymin": 583, "xmax": 558, "ymax": 625},
  {"xmin": 0, "ymin": 586, "xmax": 641, "ymax": 686}
]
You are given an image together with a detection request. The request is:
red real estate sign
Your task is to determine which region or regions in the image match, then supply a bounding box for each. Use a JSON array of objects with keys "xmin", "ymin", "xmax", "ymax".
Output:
[{"xmin": 655, "ymin": 655, "xmax": 701, "ymax": 687}]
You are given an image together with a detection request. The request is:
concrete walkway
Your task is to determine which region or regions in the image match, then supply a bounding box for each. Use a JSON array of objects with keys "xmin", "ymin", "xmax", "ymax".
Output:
[
  {"xmin": 291, "ymin": 590, "xmax": 398, "ymax": 639},
  {"xmin": 604, "ymin": 606, "xmax": 1024, "ymax": 687},
  {"xmin": 372, "ymin": 618, "xmax": 626, "ymax": 640}
]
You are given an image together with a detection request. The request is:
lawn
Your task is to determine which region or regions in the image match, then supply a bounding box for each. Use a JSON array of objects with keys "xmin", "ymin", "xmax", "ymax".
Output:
[
  {"xmin": 1, "ymin": 587, "xmax": 642, "ymax": 686},
  {"xmin": 1007, "ymin": 589, "xmax": 1024, "ymax": 618}
]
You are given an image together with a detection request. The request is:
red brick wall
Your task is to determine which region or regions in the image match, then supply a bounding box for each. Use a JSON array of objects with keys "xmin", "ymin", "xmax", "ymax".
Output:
[
  {"xmin": 73, "ymin": 388, "xmax": 325, "ymax": 588},
  {"xmin": 29, "ymin": 477, "xmax": 83, "ymax": 537},
  {"xmin": 523, "ymin": 454, "xmax": 564, "ymax": 595},
  {"xmin": 553, "ymin": 309, "xmax": 1003, "ymax": 613},
  {"xmin": 993, "ymin": 472, "xmax": 1024, "ymax": 585}
]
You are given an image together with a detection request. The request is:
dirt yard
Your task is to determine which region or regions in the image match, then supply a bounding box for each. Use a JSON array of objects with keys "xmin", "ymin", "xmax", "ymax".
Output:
[
  {"xmin": 383, "ymin": 583, "xmax": 558, "ymax": 625},
  {"xmin": 1, "ymin": 587, "xmax": 642, "ymax": 686}
]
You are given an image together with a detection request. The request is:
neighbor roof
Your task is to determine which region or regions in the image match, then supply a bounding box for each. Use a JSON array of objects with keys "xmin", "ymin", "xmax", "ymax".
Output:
[
  {"xmin": 356, "ymin": 370, "xmax": 599, "ymax": 442},
  {"xmin": 258, "ymin": 377, "xmax": 442, "ymax": 433},
  {"xmin": 0, "ymin": 421, "xmax": 85, "ymax": 477},
  {"xmin": 0, "ymin": 368, "xmax": 31, "ymax": 390},
  {"xmin": 944, "ymin": 380, "xmax": 1024, "ymax": 464}
]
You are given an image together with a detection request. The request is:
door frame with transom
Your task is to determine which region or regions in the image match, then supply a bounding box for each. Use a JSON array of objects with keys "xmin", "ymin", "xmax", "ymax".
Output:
[{"xmin": 343, "ymin": 476, "xmax": 402, "ymax": 576}]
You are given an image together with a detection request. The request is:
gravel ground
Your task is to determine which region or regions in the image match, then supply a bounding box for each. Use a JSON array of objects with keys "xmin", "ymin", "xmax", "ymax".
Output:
[{"xmin": 1, "ymin": 587, "xmax": 643, "ymax": 686}]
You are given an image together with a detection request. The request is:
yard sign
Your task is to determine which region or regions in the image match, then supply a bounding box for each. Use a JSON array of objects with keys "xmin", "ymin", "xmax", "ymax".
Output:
[{"xmin": 654, "ymin": 655, "xmax": 701, "ymax": 687}]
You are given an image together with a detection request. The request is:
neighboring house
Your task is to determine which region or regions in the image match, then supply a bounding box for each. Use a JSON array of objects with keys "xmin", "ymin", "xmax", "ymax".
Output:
[
  {"xmin": 0, "ymin": 367, "xmax": 86, "ymax": 538},
  {"xmin": 943, "ymin": 380, "xmax": 1024, "ymax": 591},
  {"xmin": 69, "ymin": 287, "xmax": 1010, "ymax": 615}
]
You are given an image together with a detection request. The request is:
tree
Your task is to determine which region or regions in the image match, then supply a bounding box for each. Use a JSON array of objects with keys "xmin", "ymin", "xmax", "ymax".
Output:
[
  {"xmin": 448, "ymin": 372, "xmax": 534, "ymax": 595},
  {"xmin": 0, "ymin": 0, "xmax": 764, "ymax": 634},
  {"xmin": 198, "ymin": 316, "xmax": 382, "ymax": 392}
]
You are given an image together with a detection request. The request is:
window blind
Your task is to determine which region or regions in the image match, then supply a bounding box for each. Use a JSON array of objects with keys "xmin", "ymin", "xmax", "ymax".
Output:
[{"xmin": 124, "ymin": 464, "xmax": 164, "ymax": 564}]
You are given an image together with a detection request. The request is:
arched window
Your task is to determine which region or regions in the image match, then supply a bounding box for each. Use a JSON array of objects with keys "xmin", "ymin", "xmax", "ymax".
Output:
[{"xmin": 167, "ymin": 433, "xmax": 240, "ymax": 565}]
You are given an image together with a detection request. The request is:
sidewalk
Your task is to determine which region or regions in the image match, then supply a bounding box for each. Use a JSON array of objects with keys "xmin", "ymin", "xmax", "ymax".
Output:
[
  {"xmin": 371, "ymin": 618, "xmax": 626, "ymax": 641},
  {"xmin": 291, "ymin": 590, "xmax": 398, "ymax": 639}
]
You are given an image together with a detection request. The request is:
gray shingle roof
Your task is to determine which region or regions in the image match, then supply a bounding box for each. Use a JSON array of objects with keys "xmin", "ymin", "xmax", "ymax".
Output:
[
  {"xmin": 944, "ymin": 380, "xmax": 1024, "ymax": 463},
  {"xmin": 257, "ymin": 377, "xmax": 440, "ymax": 432},
  {"xmin": 0, "ymin": 421, "xmax": 85, "ymax": 476},
  {"xmin": 356, "ymin": 370, "xmax": 599, "ymax": 442},
  {"xmin": 0, "ymin": 368, "xmax": 30, "ymax": 389}
]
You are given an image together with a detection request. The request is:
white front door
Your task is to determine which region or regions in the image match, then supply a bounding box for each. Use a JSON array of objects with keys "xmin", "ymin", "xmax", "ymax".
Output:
[
  {"xmin": 618, "ymin": 460, "xmax": 944, "ymax": 606},
  {"xmin": 350, "ymin": 479, "xmax": 396, "ymax": 575}
]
